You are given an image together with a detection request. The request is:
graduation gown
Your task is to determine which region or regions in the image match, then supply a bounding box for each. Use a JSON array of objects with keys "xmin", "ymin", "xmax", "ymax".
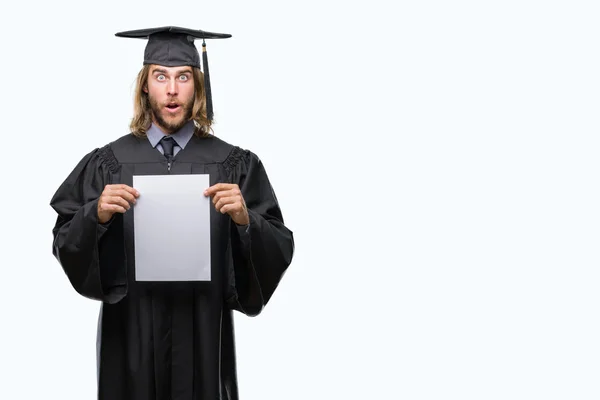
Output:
[{"xmin": 49, "ymin": 132, "xmax": 294, "ymax": 400}]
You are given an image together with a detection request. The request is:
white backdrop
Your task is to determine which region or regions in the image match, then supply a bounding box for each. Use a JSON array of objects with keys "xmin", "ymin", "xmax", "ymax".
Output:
[{"xmin": 1, "ymin": 0, "xmax": 599, "ymax": 399}]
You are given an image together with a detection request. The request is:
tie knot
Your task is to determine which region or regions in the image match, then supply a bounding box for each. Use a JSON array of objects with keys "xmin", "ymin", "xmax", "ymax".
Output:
[{"xmin": 160, "ymin": 136, "xmax": 176, "ymax": 158}]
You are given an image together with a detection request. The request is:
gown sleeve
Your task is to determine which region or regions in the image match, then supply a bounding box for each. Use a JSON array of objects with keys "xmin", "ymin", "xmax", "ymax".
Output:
[
  {"xmin": 226, "ymin": 147, "xmax": 295, "ymax": 316},
  {"xmin": 49, "ymin": 146, "xmax": 127, "ymax": 304}
]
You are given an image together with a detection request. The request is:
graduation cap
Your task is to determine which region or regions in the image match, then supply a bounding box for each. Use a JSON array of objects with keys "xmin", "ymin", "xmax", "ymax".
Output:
[{"xmin": 115, "ymin": 26, "xmax": 232, "ymax": 122}]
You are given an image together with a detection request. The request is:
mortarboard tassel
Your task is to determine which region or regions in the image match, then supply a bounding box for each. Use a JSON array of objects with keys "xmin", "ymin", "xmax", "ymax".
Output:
[{"xmin": 202, "ymin": 39, "xmax": 213, "ymax": 122}]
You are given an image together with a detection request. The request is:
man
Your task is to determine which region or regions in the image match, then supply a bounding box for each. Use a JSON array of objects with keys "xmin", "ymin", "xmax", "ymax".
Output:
[{"xmin": 49, "ymin": 26, "xmax": 295, "ymax": 400}]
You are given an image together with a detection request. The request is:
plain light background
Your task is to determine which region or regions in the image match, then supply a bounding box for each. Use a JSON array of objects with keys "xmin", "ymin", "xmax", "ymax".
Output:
[{"xmin": 1, "ymin": 0, "xmax": 599, "ymax": 399}]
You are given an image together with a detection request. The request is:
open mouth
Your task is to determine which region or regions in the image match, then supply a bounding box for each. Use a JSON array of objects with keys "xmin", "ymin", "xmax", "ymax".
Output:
[{"xmin": 165, "ymin": 103, "xmax": 181, "ymax": 113}]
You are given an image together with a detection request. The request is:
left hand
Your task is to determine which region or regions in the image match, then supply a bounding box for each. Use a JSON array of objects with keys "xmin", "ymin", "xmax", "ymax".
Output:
[{"xmin": 204, "ymin": 183, "xmax": 249, "ymax": 225}]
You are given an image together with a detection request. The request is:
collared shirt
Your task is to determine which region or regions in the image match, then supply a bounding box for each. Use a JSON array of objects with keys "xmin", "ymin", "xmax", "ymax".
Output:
[{"xmin": 146, "ymin": 120, "xmax": 195, "ymax": 157}]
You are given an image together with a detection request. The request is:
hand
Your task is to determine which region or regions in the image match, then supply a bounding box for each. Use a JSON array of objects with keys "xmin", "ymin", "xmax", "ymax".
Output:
[
  {"xmin": 204, "ymin": 183, "xmax": 249, "ymax": 225},
  {"xmin": 97, "ymin": 184, "xmax": 140, "ymax": 224}
]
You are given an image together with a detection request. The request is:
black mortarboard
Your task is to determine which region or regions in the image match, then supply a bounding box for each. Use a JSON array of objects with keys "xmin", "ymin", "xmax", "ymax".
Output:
[{"xmin": 115, "ymin": 26, "xmax": 232, "ymax": 122}]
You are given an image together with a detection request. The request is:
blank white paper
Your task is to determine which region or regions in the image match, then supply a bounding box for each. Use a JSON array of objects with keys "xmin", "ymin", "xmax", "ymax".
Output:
[{"xmin": 132, "ymin": 174, "xmax": 211, "ymax": 281}]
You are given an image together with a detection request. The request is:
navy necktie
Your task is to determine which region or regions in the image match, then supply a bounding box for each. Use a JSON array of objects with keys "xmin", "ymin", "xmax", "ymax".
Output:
[{"xmin": 161, "ymin": 136, "xmax": 176, "ymax": 160}]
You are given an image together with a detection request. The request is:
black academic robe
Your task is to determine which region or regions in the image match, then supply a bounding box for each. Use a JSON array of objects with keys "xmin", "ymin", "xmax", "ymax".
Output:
[{"xmin": 49, "ymin": 133, "xmax": 294, "ymax": 400}]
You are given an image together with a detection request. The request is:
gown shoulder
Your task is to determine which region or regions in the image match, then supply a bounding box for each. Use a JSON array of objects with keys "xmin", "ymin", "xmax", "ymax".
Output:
[{"xmin": 50, "ymin": 143, "xmax": 119, "ymax": 215}]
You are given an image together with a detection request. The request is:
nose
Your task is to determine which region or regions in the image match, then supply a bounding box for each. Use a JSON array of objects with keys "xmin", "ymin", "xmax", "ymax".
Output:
[{"xmin": 167, "ymin": 79, "xmax": 178, "ymax": 96}]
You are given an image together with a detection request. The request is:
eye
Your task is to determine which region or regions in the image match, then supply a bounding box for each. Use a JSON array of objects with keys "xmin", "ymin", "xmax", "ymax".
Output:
[
  {"xmin": 179, "ymin": 75, "xmax": 189, "ymax": 81},
  {"xmin": 157, "ymin": 74, "xmax": 166, "ymax": 81}
]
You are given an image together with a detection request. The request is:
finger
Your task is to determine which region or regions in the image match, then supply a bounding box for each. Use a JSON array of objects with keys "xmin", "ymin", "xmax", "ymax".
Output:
[
  {"xmin": 112, "ymin": 189, "xmax": 137, "ymax": 204},
  {"xmin": 105, "ymin": 196, "xmax": 131, "ymax": 210},
  {"xmin": 220, "ymin": 203, "xmax": 242, "ymax": 214},
  {"xmin": 106, "ymin": 184, "xmax": 140, "ymax": 198},
  {"xmin": 119, "ymin": 185, "xmax": 140, "ymax": 198},
  {"xmin": 102, "ymin": 204, "xmax": 128, "ymax": 214},
  {"xmin": 215, "ymin": 195, "xmax": 240, "ymax": 211},
  {"xmin": 126, "ymin": 185, "xmax": 141, "ymax": 198},
  {"xmin": 212, "ymin": 189, "xmax": 239, "ymax": 205},
  {"xmin": 204, "ymin": 183, "xmax": 236, "ymax": 196}
]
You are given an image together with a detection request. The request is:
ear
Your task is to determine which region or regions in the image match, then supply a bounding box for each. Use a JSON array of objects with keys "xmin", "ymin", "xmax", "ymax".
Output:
[{"xmin": 143, "ymin": 85, "xmax": 148, "ymax": 93}]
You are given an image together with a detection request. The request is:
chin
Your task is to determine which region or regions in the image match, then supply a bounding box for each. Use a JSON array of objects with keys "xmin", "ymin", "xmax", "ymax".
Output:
[{"xmin": 163, "ymin": 114, "xmax": 184, "ymax": 123}]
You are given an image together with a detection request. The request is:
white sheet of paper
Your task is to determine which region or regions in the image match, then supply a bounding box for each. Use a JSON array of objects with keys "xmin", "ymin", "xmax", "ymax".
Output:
[{"xmin": 132, "ymin": 174, "xmax": 211, "ymax": 281}]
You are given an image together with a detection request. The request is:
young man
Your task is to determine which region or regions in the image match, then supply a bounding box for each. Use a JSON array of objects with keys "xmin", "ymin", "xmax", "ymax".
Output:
[{"xmin": 49, "ymin": 26, "xmax": 294, "ymax": 400}]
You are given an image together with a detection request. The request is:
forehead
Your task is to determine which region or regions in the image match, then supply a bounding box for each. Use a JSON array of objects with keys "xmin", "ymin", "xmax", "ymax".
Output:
[{"xmin": 149, "ymin": 64, "xmax": 193, "ymax": 74}]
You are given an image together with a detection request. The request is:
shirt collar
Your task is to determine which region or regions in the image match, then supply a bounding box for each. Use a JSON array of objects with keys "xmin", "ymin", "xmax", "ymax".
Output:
[{"xmin": 147, "ymin": 120, "xmax": 195, "ymax": 149}]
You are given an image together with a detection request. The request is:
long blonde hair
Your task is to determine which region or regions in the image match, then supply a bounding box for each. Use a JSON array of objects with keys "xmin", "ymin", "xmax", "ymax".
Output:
[{"xmin": 129, "ymin": 64, "xmax": 213, "ymax": 137}]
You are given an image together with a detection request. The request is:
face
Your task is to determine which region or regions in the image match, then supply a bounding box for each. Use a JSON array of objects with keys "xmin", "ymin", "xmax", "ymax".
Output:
[{"xmin": 145, "ymin": 65, "xmax": 195, "ymax": 134}]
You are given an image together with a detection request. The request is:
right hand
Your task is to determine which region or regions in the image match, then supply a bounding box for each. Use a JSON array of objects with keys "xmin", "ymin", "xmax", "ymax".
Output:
[{"xmin": 97, "ymin": 184, "xmax": 140, "ymax": 224}]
